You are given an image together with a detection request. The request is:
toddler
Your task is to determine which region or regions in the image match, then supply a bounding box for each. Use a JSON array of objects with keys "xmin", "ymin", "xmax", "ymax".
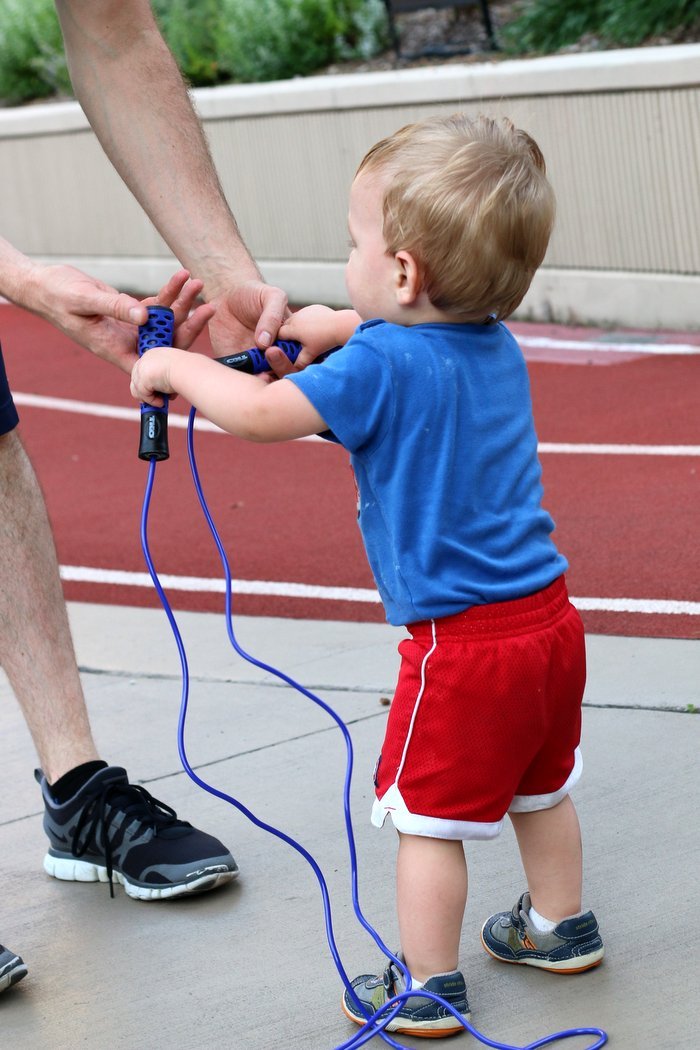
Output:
[{"xmin": 131, "ymin": 113, "xmax": 604, "ymax": 1039}]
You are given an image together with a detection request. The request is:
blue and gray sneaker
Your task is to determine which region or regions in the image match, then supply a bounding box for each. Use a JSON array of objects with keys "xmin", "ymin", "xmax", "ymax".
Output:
[
  {"xmin": 0, "ymin": 944, "xmax": 28, "ymax": 993},
  {"xmin": 481, "ymin": 891, "xmax": 604, "ymax": 974},
  {"xmin": 342, "ymin": 955, "xmax": 470, "ymax": 1039},
  {"xmin": 36, "ymin": 766, "xmax": 238, "ymax": 901}
]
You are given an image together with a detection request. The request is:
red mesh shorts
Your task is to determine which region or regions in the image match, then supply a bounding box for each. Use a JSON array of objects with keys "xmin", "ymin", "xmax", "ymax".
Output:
[{"xmin": 371, "ymin": 576, "xmax": 586, "ymax": 840}]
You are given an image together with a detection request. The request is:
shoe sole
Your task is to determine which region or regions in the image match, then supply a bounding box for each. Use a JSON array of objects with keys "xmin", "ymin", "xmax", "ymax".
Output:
[
  {"xmin": 341, "ymin": 997, "xmax": 469, "ymax": 1038},
  {"xmin": 0, "ymin": 961, "xmax": 28, "ymax": 993},
  {"xmin": 43, "ymin": 854, "xmax": 238, "ymax": 900},
  {"xmin": 480, "ymin": 930, "xmax": 604, "ymax": 974}
]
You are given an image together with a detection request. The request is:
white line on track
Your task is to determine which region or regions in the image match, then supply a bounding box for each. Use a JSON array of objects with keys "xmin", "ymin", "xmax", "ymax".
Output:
[
  {"xmin": 59, "ymin": 565, "xmax": 700, "ymax": 616},
  {"xmin": 516, "ymin": 335, "xmax": 700, "ymax": 355},
  {"xmin": 537, "ymin": 442, "xmax": 700, "ymax": 456},
  {"xmin": 12, "ymin": 391, "xmax": 323, "ymax": 441},
  {"xmin": 13, "ymin": 392, "xmax": 700, "ymax": 455},
  {"xmin": 13, "ymin": 392, "xmax": 224, "ymax": 432}
]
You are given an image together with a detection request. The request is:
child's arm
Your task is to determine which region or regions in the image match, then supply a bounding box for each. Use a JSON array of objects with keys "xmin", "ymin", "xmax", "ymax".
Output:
[{"xmin": 130, "ymin": 347, "xmax": 327, "ymax": 442}]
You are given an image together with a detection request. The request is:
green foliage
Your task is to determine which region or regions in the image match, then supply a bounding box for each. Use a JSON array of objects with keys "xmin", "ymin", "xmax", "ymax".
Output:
[
  {"xmin": 215, "ymin": 0, "xmax": 388, "ymax": 84},
  {"xmin": 0, "ymin": 0, "xmax": 70, "ymax": 105},
  {"xmin": 2, "ymin": 0, "xmax": 695, "ymax": 104},
  {"xmin": 503, "ymin": 0, "xmax": 700, "ymax": 54},
  {"xmin": 151, "ymin": 0, "xmax": 224, "ymax": 86},
  {"xmin": 0, "ymin": 0, "xmax": 388, "ymax": 104},
  {"xmin": 153, "ymin": 0, "xmax": 389, "ymax": 87}
]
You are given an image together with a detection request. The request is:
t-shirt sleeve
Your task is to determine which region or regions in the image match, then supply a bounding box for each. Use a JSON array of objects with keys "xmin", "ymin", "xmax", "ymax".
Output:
[{"xmin": 285, "ymin": 327, "xmax": 394, "ymax": 454}]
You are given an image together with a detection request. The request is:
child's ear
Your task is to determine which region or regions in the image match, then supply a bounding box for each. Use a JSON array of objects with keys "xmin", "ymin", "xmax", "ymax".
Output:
[{"xmin": 393, "ymin": 250, "xmax": 422, "ymax": 305}]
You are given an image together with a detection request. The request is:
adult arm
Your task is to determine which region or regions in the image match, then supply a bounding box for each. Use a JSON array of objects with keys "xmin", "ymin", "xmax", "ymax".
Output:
[{"xmin": 54, "ymin": 0, "xmax": 288, "ymax": 352}]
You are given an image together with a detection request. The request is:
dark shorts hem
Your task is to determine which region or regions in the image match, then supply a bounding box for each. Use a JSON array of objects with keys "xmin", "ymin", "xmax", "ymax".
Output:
[{"xmin": 0, "ymin": 343, "xmax": 19, "ymax": 435}]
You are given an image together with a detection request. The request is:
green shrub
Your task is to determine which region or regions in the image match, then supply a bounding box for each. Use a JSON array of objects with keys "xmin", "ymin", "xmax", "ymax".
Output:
[
  {"xmin": 151, "ymin": 0, "xmax": 223, "ymax": 86},
  {"xmin": 601, "ymin": 0, "xmax": 700, "ymax": 46},
  {"xmin": 503, "ymin": 0, "xmax": 700, "ymax": 54},
  {"xmin": 0, "ymin": 0, "xmax": 69, "ymax": 105},
  {"xmin": 215, "ymin": 0, "xmax": 388, "ymax": 83},
  {"xmin": 0, "ymin": 0, "xmax": 388, "ymax": 105},
  {"xmin": 153, "ymin": 0, "xmax": 389, "ymax": 87}
]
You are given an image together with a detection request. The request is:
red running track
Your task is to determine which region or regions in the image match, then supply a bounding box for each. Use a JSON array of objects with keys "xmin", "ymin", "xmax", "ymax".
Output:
[{"xmin": 2, "ymin": 304, "xmax": 699, "ymax": 639}]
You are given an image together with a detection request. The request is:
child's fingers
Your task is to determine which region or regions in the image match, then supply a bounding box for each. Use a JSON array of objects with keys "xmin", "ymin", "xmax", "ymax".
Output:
[
  {"xmin": 130, "ymin": 357, "xmax": 171, "ymax": 407},
  {"xmin": 277, "ymin": 320, "xmax": 298, "ymax": 341},
  {"xmin": 130, "ymin": 375, "xmax": 157, "ymax": 405}
]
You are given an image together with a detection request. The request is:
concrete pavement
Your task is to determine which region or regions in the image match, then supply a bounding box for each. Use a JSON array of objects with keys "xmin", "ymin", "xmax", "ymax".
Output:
[{"xmin": 1, "ymin": 601, "xmax": 698, "ymax": 1049}]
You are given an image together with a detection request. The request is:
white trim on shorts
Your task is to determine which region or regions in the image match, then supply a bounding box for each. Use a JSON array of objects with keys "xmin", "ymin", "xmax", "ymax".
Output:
[
  {"xmin": 371, "ymin": 619, "xmax": 505, "ymax": 840},
  {"xmin": 509, "ymin": 746, "xmax": 583, "ymax": 813},
  {"xmin": 371, "ymin": 783, "xmax": 504, "ymax": 840},
  {"xmin": 370, "ymin": 614, "xmax": 583, "ymax": 841}
]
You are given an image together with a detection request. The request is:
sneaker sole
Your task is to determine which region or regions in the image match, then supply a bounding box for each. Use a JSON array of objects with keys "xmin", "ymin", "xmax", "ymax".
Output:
[
  {"xmin": 43, "ymin": 854, "xmax": 238, "ymax": 900},
  {"xmin": 0, "ymin": 960, "xmax": 28, "ymax": 993},
  {"xmin": 480, "ymin": 930, "xmax": 604, "ymax": 974},
  {"xmin": 341, "ymin": 997, "xmax": 469, "ymax": 1038}
]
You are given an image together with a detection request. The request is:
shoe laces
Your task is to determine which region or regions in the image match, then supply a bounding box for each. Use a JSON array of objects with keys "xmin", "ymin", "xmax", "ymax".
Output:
[{"xmin": 71, "ymin": 781, "xmax": 188, "ymax": 898}]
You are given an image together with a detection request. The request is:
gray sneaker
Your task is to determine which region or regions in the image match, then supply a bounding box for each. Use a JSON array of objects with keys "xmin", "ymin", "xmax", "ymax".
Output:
[
  {"xmin": 481, "ymin": 891, "xmax": 604, "ymax": 974},
  {"xmin": 0, "ymin": 945, "xmax": 28, "ymax": 993},
  {"xmin": 342, "ymin": 955, "xmax": 470, "ymax": 1038},
  {"xmin": 36, "ymin": 766, "xmax": 238, "ymax": 901}
]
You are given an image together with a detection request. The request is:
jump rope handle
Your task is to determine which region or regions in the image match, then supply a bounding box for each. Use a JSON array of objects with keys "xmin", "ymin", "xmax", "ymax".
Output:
[
  {"xmin": 215, "ymin": 339, "xmax": 339, "ymax": 374},
  {"xmin": 137, "ymin": 305, "xmax": 175, "ymax": 461}
]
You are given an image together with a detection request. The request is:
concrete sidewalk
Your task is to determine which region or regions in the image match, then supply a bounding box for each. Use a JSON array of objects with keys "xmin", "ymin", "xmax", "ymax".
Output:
[{"xmin": 1, "ymin": 602, "xmax": 698, "ymax": 1049}]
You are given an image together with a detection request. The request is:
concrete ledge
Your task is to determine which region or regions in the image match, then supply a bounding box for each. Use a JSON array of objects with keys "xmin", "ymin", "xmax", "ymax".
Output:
[
  {"xmin": 32, "ymin": 256, "xmax": 700, "ymax": 331},
  {"xmin": 3, "ymin": 44, "xmax": 699, "ymax": 330},
  {"xmin": 2, "ymin": 45, "xmax": 699, "ymax": 135}
]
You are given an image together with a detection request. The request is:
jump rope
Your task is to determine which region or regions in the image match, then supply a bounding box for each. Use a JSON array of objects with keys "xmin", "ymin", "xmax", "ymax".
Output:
[{"xmin": 137, "ymin": 306, "xmax": 608, "ymax": 1050}]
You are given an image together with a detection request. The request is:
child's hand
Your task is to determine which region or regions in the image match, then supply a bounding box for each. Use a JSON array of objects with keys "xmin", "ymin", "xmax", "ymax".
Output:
[
  {"xmin": 130, "ymin": 346, "xmax": 179, "ymax": 407},
  {"xmin": 278, "ymin": 305, "xmax": 340, "ymax": 359},
  {"xmin": 268, "ymin": 305, "xmax": 358, "ymax": 376}
]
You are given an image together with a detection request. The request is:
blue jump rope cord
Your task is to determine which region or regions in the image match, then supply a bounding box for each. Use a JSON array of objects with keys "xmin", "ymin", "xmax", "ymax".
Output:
[{"xmin": 138, "ymin": 407, "xmax": 607, "ymax": 1050}]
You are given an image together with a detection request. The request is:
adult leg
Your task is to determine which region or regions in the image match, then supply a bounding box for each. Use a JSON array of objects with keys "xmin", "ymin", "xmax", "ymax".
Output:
[
  {"xmin": 509, "ymin": 794, "xmax": 583, "ymax": 921},
  {"xmin": 0, "ymin": 429, "xmax": 98, "ymax": 782},
  {"xmin": 1, "ymin": 428, "xmax": 238, "ymax": 899},
  {"xmin": 396, "ymin": 832, "xmax": 467, "ymax": 982}
]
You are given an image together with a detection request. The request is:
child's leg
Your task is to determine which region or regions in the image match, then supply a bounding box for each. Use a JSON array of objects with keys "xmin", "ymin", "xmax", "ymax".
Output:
[
  {"xmin": 396, "ymin": 832, "xmax": 467, "ymax": 982},
  {"xmin": 509, "ymin": 794, "xmax": 582, "ymax": 921},
  {"xmin": 343, "ymin": 830, "xmax": 471, "ymax": 1033}
]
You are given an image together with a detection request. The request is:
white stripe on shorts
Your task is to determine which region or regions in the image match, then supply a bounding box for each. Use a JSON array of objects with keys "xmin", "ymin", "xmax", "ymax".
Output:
[{"xmin": 509, "ymin": 747, "xmax": 584, "ymax": 813}]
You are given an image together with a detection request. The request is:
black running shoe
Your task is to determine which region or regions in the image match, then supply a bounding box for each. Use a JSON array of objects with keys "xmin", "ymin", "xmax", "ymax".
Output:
[
  {"xmin": 0, "ymin": 945, "xmax": 28, "ymax": 993},
  {"xmin": 36, "ymin": 766, "xmax": 238, "ymax": 900}
]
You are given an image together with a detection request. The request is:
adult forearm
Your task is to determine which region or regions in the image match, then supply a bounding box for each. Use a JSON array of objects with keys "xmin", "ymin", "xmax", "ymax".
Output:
[
  {"xmin": 55, "ymin": 0, "xmax": 261, "ymax": 299},
  {"xmin": 0, "ymin": 237, "xmax": 39, "ymax": 309}
]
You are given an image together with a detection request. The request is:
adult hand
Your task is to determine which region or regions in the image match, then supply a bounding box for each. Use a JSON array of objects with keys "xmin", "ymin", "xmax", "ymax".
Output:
[
  {"xmin": 207, "ymin": 279, "xmax": 290, "ymax": 357},
  {"xmin": 144, "ymin": 270, "xmax": 216, "ymax": 356},
  {"xmin": 25, "ymin": 264, "xmax": 212, "ymax": 374}
]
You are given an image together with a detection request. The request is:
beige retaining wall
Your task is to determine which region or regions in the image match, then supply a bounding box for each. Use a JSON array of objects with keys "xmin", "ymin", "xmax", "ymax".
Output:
[{"xmin": 1, "ymin": 43, "xmax": 698, "ymax": 330}]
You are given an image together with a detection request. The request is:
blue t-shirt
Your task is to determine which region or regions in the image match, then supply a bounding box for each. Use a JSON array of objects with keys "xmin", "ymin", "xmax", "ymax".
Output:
[{"xmin": 287, "ymin": 319, "xmax": 567, "ymax": 626}]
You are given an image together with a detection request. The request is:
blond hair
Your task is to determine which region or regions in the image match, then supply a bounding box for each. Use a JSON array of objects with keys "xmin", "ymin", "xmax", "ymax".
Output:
[{"xmin": 357, "ymin": 114, "xmax": 555, "ymax": 322}]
